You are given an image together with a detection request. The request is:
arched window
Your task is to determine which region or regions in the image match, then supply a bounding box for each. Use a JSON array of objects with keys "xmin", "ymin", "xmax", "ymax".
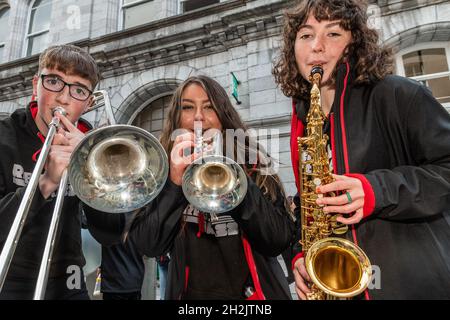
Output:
[
  {"xmin": 396, "ymin": 42, "xmax": 450, "ymax": 109},
  {"xmin": 26, "ymin": 0, "xmax": 52, "ymax": 56},
  {"xmin": 121, "ymin": 0, "xmax": 156, "ymax": 29},
  {"xmin": 131, "ymin": 95, "xmax": 172, "ymax": 139},
  {"xmin": 0, "ymin": 7, "xmax": 9, "ymax": 63}
]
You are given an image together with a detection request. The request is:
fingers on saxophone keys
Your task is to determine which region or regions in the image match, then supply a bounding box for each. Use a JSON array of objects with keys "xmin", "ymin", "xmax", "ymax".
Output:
[
  {"xmin": 316, "ymin": 180, "xmax": 347, "ymax": 194},
  {"xmin": 316, "ymin": 192, "xmax": 350, "ymax": 206},
  {"xmin": 322, "ymin": 202, "xmax": 359, "ymax": 214}
]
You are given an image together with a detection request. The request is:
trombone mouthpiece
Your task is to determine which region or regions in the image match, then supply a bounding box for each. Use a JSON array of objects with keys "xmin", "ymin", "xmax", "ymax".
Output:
[{"xmin": 52, "ymin": 107, "xmax": 67, "ymax": 117}]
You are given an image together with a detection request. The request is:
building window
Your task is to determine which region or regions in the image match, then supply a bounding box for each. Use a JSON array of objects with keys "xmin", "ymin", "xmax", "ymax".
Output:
[
  {"xmin": 132, "ymin": 95, "xmax": 172, "ymax": 139},
  {"xmin": 121, "ymin": 0, "xmax": 156, "ymax": 29},
  {"xmin": 397, "ymin": 43, "xmax": 450, "ymax": 108},
  {"xmin": 26, "ymin": 0, "xmax": 52, "ymax": 56},
  {"xmin": 181, "ymin": 0, "xmax": 220, "ymax": 13},
  {"xmin": 0, "ymin": 7, "xmax": 9, "ymax": 63}
]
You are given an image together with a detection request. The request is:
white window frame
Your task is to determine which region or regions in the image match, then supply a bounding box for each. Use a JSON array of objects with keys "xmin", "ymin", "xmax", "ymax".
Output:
[
  {"xmin": 119, "ymin": 0, "xmax": 154, "ymax": 30},
  {"xmin": 396, "ymin": 42, "xmax": 450, "ymax": 109},
  {"xmin": 0, "ymin": 7, "xmax": 10, "ymax": 63},
  {"xmin": 24, "ymin": 0, "xmax": 52, "ymax": 57}
]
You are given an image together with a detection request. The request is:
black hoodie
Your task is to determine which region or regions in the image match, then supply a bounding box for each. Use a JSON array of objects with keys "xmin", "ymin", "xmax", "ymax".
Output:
[
  {"xmin": 0, "ymin": 103, "xmax": 89, "ymax": 299},
  {"xmin": 290, "ymin": 62, "xmax": 450, "ymax": 300},
  {"xmin": 84, "ymin": 172, "xmax": 296, "ymax": 300}
]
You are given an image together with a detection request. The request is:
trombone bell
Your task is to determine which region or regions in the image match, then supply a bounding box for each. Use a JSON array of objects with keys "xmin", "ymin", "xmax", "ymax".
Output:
[{"xmin": 69, "ymin": 125, "xmax": 168, "ymax": 213}]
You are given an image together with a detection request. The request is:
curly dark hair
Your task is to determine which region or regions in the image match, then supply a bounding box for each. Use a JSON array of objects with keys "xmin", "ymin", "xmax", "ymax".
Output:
[{"xmin": 273, "ymin": 0, "xmax": 394, "ymax": 99}]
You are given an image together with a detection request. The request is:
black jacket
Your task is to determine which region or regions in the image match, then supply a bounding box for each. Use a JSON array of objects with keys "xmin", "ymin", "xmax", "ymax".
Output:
[
  {"xmin": 85, "ymin": 176, "xmax": 295, "ymax": 300},
  {"xmin": 291, "ymin": 62, "xmax": 450, "ymax": 299},
  {"xmin": 0, "ymin": 104, "xmax": 89, "ymax": 299}
]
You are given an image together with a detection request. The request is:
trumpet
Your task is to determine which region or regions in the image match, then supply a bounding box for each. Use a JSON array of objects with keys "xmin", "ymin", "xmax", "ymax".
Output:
[
  {"xmin": 182, "ymin": 126, "xmax": 247, "ymax": 219},
  {"xmin": 0, "ymin": 91, "xmax": 168, "ymax": 299}
]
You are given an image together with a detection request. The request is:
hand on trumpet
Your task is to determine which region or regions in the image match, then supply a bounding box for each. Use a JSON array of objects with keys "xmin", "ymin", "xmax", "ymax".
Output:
[
  {"xmin": 170, "ymin": 132, "xmax": 201, "ymax": 186},
  {"xmin": 39, "ymin": 113, "xmax": 85, "ymax": 199}
]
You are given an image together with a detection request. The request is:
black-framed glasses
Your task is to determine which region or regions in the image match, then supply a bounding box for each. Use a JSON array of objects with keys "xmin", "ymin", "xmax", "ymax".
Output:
[{"xmin": 40, "ymin": 74, "xmax": 93, "ymax": 101}]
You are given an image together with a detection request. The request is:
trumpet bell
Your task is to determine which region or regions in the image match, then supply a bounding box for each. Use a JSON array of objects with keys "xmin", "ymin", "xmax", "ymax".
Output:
[
  {"xmin": 69, "ymin": 125, "xmax": 168, "ymax": 213},
  {"xmin": 305, "ymin": 237, "xmax": 372, "ymax": 299},
  {"xmin": 182, "ymin": 155, "xmax": 247, "ymax": 214}
]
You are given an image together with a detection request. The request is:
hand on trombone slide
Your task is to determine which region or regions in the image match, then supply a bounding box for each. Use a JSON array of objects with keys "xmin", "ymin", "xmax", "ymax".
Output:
[{"xmin": 38, "ymin": 113, "xmax": 85, "ymax": 199}]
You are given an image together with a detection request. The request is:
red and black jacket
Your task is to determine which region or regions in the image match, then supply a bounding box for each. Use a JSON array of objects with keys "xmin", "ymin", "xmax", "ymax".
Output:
[
  {"xmin": 290, "ymin": 62, "xmax": 450, "ymax": 299},
  {"xmin": 0, "ymin": 103, "xmax": 92, "ymax": 299}
]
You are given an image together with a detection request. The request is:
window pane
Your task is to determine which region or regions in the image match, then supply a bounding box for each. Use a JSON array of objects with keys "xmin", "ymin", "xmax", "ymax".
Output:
[
  {"xmin": 132, "ymin": 95, "xmax": 172, "ymax": 139},
  {"xmin": 123, "ymin": 0, "xmax": 145, "ymax": 4},
  {"xmin": 29, "ymin": 1, "xmax": 52, "ymax": 34},
  {"xmin": 27, "ymin": 32, "xmax": 50, "ymax": 56},
  {"xmin": 182, "ymin": 0, "xmax": 220, "ymax": 12},
  {"xmin": 423, "ymin": 77, "xmax": 450, "ymax": 104},
  {"xmin": 0, "ymin": 9, "xmax": 9, "ymax": 43},
  {"xmin": 123, "ymin": 1, "xmax": 156, "ymax": 29},
  {"xmin": 33, "ymin": 0, "xmax": 52, "ymax": 8},
  {"xmin": 403, "ymin": 48, "xmax": 449, "ymax": 77}
]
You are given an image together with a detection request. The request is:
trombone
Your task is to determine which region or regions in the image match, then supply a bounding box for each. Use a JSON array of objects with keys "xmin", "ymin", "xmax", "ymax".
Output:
[{"xmin": 0, "ymin": 91, "xmax": 168, "ymax": 299}]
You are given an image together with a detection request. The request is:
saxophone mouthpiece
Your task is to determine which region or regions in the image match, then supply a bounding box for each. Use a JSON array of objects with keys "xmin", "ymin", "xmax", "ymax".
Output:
[
  {"xmin": 310, "ymin": 66, "xmax": 323, "ymax": 85},
  {"xmin": 311, "ymin": 66, "xmax": 324, "ymax": 78}
]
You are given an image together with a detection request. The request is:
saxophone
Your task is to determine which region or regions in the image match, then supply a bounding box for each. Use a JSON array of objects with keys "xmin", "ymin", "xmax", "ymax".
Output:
[{"xmin": 298, "ymin": 66, "xmax": 372, "ymax": 300}]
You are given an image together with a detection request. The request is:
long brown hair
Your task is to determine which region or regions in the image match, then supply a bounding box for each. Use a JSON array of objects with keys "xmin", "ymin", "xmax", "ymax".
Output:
[
  {"xmin": 160, "ymin": 75, "xmax": 286, "ymax": 203},
  {"xmin": 273, "ymin": 0, "xmax": 394, "ymax": 99}
]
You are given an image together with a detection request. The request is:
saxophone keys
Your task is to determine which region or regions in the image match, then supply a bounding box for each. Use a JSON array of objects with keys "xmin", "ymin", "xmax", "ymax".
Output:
[{"xmin": 330, "ymin": 215, "xmax": 348, "ymax": 235}]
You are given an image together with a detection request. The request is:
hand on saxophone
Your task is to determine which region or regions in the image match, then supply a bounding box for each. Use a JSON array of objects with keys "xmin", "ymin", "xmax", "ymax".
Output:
[
  {"xmin": 293, "ymin": 257, "xmax": 311, "ymax": 300},
  {"xmin": 315, "ymin": 174, "xmax": 365, "ymax": 225},
  {"xmin": 169, "ymin": 132, "xmax": 201, "ymax": 186},
  {"xmin": 39, "ymin": 113, "xmax": 85, "ymax": 199}
]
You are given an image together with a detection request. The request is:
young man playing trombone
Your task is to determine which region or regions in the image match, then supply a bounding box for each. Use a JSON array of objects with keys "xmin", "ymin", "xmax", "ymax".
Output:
[{"xmin": 0, "ymin": 44, "xmax": 100, "ymax": 299}]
